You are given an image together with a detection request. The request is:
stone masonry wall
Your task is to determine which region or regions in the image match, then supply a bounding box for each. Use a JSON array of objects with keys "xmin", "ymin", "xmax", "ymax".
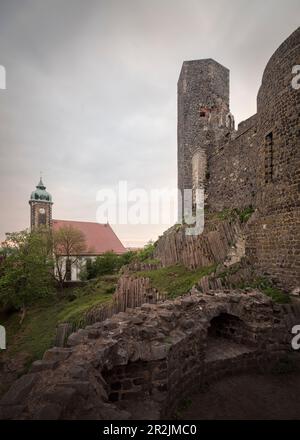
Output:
[
  {"xmin": 177, "ymin": 58, "xmax": 233, "ymax": 217},
  {"xmin": 247, "ymin": 27, "xmax": 300, "ymax": 290},
  {"xmin": 0, "ymin": 290, "xmax": 293, "ymax": 420},
  {"xmin": 177, "ymin": 27, "xmax": 300, "ymax": 290},
  {"xmin": 207, "ymin": 114, "xmax": 258, "ymax": 211}
]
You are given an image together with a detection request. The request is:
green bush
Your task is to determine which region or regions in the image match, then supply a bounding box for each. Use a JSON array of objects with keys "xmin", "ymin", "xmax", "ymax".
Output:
[
  {"xmin": 136, "ymin": 242, "xmax": 155, "ymax": 262},
  {"xmin": 81, "ymin": 251, "xmax": 137, "ymax": 280}
]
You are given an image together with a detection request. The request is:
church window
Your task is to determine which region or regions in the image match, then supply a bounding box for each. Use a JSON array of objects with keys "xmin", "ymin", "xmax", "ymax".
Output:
[
  {"xmin": 38, "ymin": 213, "xmax": 46, "ymax": 225},
  {"xmin": 66, "ymin": 259, "xmax": 72, "ymax": 281}
]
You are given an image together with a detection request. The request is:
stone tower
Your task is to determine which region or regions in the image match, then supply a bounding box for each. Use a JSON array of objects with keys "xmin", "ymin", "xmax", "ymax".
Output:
[
  {"xmin": 177, "ymin": 58, "xmax": 234, "ymax": 218},
  {"xmin": 29, "ymin": 177, "xmax": 53, "ymax": 229}
]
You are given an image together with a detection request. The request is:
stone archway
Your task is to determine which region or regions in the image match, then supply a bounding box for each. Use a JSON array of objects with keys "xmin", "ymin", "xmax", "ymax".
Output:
[
  {"xmin": 205, "ymin": 312, "xmax": 253, "ymax": 367},
  {"xmin": 208, "ymin": 313, "xmax": 245, "ymax": 342}
]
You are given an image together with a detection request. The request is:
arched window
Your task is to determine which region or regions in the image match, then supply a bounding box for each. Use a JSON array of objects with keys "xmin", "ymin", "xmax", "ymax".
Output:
[{"xmin": 226, "ymin": 112, "xmax": 235, "ymax": 130}]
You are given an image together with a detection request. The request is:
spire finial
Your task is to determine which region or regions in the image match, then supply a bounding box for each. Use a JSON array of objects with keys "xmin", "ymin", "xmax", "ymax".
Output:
[{"xmin": 37, "ymin": 172, "xmax": 45, "ymax": 189}]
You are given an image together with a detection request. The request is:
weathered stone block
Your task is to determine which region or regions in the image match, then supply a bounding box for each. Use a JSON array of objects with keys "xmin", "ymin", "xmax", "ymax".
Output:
[{"xmin": 0, "ymin": 373, "xmax": 38, "ymax": 405}]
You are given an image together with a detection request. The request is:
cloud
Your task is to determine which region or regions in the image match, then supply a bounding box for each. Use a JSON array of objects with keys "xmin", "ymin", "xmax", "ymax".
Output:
[{"xmin": 0, "ymin": 0, "xmax": 299, "ymax": 245}]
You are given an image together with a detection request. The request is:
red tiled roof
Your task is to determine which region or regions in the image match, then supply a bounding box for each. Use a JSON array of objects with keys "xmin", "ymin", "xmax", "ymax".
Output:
[{"xmin": 52, "ymin": 219, "xmax": 126, "ymax": 255}]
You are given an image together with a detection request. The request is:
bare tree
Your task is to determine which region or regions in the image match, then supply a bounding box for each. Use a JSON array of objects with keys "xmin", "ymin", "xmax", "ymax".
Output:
[{"xmin": 52, "ymin": 225, "xmax": 86, "ymax": 289}]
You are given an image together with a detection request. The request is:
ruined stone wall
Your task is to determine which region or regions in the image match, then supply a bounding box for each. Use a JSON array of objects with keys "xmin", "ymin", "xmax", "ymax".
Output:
[
  {"xmin": 246, "ymin": 209, "xmax": 300, "ymax": 290},
  {"xmin": 0, "ymin": 290, "xmax": 292, "ymax": 420},
  {"xmin": 176, "ymin": 27, "xmax": 300, "ymax": 290},
  {"xmin": 246, "ymin": 27, "xmax": 300, "ymax": 290},
  {"xmin": 207, "ymin": 114, "xmax": 258, "ymax": 211}
]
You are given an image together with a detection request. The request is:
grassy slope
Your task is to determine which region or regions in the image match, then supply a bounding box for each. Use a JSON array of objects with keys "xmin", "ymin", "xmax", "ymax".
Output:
[
  {"xmin": 134, "ymin": 264, "xmax": 217, "ymax": 299},
  {"xmin": 0, "ymin": 276, "xmax": 116, "ymax": 365},
  {"xmin": 1, "ymin": 259, "xmax": 288, "ymax": 385},
  {"xmin": 0, "ymin": 266, "xmax": 215, "ymax": 368}
]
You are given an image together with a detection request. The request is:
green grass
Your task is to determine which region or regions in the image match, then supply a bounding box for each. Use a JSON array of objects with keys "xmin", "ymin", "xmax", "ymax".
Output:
[
  {"xmin": 217, "ymin": 263, "xmax": 290, "ymax": 305},
  {"xmin": 216, "ymin": 208, "xmax": 236, "ymax": 221},
  {"xmin": 58, "ymin": 291, "xmax": 113, "ymax": 326},
  {"xmin": 236, "ymin": 206, "xmax": 255, "ymax": 223},
  {"xmin": 237, "ymin": 277, "xmax": 290, "ymax": 304},
  {"xmin": 0, "ymin": 276, "xmax": 116, "ymax": 365},
  {"xmin": 215, "ymin": 206, "xmax": 255, "ymax": 224},
  {"xmin": 137, "ymin": 258, "xmax": 161, "ymax": 266},
  {"xmin": 133, "ymin": 264, "xmax": 216, "ymax": 298}
]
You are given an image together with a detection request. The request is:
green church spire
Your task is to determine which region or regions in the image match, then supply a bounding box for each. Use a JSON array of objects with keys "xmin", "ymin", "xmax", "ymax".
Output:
[{"xmin": 30, "ymin": 176, "xmax": 52, "ymax": 203}]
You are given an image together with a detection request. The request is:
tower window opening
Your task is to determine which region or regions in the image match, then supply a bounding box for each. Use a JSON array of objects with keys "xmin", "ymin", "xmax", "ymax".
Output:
[
  {"xmin": 264, "ymin": 132, "xmax": 273, "ymax": 183},
  {"xmin": 38, "ymin": 213, "xmax": 46, "ymax": 225},
  {"xmin": 200, "ymin": 111, "xmax": 206, "ymax": 118}
]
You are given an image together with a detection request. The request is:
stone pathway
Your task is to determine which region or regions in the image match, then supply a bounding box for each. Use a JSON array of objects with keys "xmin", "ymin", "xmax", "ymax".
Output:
[
  {"xmin": 205, "ymin": 337, "xmax": 254, "ymax": 362},
  {"xmin": 181, "ymin": 372, "xmax": 300, "ymax": 420}
]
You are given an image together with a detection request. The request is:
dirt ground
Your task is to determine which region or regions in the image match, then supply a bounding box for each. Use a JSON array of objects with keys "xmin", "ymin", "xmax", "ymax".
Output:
[{"xmin": 181, "ymin": 372, "xmax": 300, "ymax": 420}]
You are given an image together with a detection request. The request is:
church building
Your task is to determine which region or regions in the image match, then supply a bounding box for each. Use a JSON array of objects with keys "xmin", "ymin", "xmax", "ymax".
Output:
[{"xmin": 29, "ymin": 178, "xmax": 126, "ymax": 281}]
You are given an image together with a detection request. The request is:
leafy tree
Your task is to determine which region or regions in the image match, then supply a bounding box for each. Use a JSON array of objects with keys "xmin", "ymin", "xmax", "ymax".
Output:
[
  {"xmin": 52, "ymin": 225, "xmax": 86, "ymax": 289},
  {"xmin": 81, "ymin": 251, "xmax": 137, "ymax": 280},
  {"xmin": 0, "ymin": 229, "xmax": 54, "ymax": 322},
  {"xmin": 136, "ymin": 241, "xmax": 155, "ymax": 262},
  {"xmin": 119, "ymin": 250, "xmax": 136, "ymax": 267},
  {"xmin": 91, "ymin": 252, "xmax": 120, "ymax": 277}
]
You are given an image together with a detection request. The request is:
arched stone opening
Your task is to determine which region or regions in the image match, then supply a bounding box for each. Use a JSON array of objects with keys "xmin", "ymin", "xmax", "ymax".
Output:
[
  {"xmin": 225, "ymin": 112, "xmax": 235, "ymax": 130},
  {"xmin": 205, "ymin": 312, "xmax": 255, "ymax": 364},
  {"xmin": 208, "ymin": 313, "xmax": 245, "ymax": 341}
]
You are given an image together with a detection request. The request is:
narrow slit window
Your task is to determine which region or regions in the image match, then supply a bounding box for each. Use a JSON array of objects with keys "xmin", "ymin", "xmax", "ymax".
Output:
[{"xmin": 264, "ymin": 132, "xmax": 273, "ymax": 183}]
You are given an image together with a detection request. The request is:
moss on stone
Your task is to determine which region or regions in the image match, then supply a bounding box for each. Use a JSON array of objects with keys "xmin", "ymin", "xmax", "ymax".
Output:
[{"xmin": 237, "ymin": 277, "xmax": 290, "ymax": 304}]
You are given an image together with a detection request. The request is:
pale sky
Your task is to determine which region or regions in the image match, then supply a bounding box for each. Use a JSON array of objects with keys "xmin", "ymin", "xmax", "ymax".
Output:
[{"xmin": 0, "ymin": 0, "xmax": 299, "ymax": 247}]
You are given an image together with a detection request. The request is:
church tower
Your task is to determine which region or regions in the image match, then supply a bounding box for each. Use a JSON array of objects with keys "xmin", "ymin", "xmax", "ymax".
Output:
[{"xmin": 29, "ymin": 177, "xmax": 53, "ymax": 229}]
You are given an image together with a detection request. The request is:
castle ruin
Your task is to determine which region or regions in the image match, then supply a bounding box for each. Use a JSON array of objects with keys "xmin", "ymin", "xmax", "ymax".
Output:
[
  {"xmin": 176, "ymin": 27, "xmax": 300, "ymax": 291},
  {"xmin": 0, "ymin": 27, "xmax": 299, "ymax": 420}
]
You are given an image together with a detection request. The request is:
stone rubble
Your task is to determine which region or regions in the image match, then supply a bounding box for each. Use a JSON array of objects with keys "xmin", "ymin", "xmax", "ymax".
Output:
[{"xmin": 0, "ymin": 290, "xmax": 296, "ymax": 420}]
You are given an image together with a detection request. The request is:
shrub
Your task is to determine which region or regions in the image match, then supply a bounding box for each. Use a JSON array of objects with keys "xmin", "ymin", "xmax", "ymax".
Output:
[
  {"xmin": 81, "ymin": 251, "xmax": 137, "ymax": 280},
  {"xmin": 136, "ymin": 242, "xmax": 155, "ymax": 262}
]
